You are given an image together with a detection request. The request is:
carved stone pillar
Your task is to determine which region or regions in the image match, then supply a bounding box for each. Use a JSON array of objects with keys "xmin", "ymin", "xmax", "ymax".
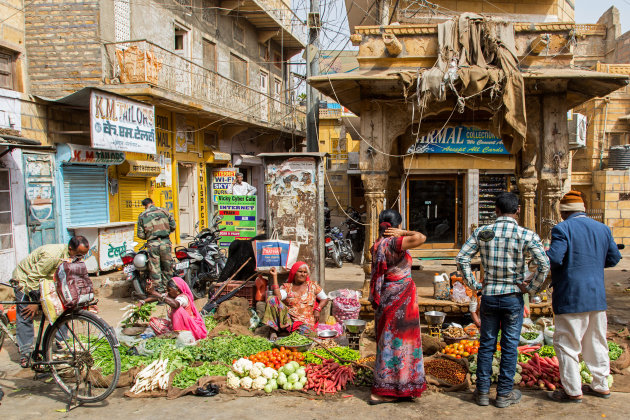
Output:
[
  {"xmin": 360, "ymin": 177, "xmax": 387, "ymax": 297},
  {"xmin": 518, "ymin": 177, "xmax": 538, "ymax": 231},
  {"xmin": 539, "ymin": 177, "xmax": 563, "ymax": 244}
]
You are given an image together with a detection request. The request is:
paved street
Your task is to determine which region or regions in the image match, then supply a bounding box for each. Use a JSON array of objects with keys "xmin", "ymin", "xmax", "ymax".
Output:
[{"xmin": 2, "ymin": 263, "xmax": 630, "ymax": 419}]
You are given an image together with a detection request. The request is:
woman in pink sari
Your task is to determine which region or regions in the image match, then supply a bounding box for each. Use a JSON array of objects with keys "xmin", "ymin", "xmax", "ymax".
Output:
[{"xmin": 139, "ymin": 277, "xmax": 208, "ymax": 340}]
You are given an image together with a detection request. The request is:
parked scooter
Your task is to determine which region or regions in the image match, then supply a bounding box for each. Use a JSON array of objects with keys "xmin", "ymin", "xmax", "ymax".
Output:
[
  {"xmin": 330, "ymin": 225, "xmax": 354, "ymax": 262},
  {"xmin": 344, "ymin": 206, "xmax": 365, "ymax": 254},
  {"xmin": 122, "ymin": 243, "xmax": 189, "ymax": 298},
  {"xmin": 324, "ymin": 227, "xmax": 343, "ymax": 268},
  {"xmin": 176, "ymin": 213, "xmax": 227, "ymax": 299}
]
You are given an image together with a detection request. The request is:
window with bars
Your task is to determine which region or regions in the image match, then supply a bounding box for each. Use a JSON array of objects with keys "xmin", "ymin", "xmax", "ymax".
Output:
[
  {"xmin": 230, "ymin": 53, "xmax": 247, "ymax": 85},
  {"xmin": 0, "ymin": 169, "xmax": 13, "ymax": 251}
]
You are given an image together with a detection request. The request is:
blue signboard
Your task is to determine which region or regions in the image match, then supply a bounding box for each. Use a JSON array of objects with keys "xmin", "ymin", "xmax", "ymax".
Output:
[{"xmin": 407, "ymin": 126, "xmax": 509, "ymax": 154}]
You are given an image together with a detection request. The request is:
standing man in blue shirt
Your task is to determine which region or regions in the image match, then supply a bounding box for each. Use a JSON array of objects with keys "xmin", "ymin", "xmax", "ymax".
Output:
[
  {"xmin": 545, "ymin": 191, "xmax": 621, "ymax": 403},
  {"xmin": 457, "ymin": 192, "xmax": 550, "ymax": 408}
]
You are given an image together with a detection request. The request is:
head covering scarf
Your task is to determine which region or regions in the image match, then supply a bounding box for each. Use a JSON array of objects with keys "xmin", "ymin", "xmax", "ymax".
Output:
[
  {"xmin": 287, "ymin": 261, "xmax": 310, "ymax": 283},
  {"xmin": 170, "ymin": 276, "xmax": 208, "ymax": 340},
  {"xmin": 559, "ymin": 190, "xmax": 586, "ymax": 212}
]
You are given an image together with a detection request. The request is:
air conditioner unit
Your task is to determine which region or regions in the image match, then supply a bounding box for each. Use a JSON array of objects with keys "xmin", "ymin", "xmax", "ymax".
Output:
[
  {"xmin": 568, "ymin": 112, "xmax": 587, "ymax": 149},
  {"xmin": 347, "ymin": 152, "xmax": 359, "ymax": 170}
]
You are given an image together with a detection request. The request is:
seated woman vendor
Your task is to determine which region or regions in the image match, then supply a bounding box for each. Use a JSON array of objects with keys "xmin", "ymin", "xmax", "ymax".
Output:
[
  {"xmin": 139, "ymin": 277, "xmax": 208, "ymax": 340},
  {"xmin": 262, "ymin": 262, "xmax": 328, "ymax": 338}
]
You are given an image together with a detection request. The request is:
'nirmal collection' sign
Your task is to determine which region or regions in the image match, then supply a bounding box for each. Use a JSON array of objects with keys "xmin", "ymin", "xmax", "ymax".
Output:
[
  {"xmin": 407, "ymin": 125, "xmax": 509, "ymax": 155},
  {"xmin": 90, "ymin": 90, "xmax": 156, "ymax": 154}
]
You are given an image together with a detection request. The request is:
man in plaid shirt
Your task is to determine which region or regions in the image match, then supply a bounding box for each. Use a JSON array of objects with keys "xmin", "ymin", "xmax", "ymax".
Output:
[{"xmin": 456, "ymin": 192, "xmax": 549, "ymax": 408}]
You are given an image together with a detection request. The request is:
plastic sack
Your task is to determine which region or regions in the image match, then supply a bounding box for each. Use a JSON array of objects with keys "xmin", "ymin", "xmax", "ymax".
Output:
[
  {"xmin": 317, "ymin": 323, "xmax": 343, "ymax": 337},
  {"xmin": 249, "ymin": 308, "xmax": 261, "ymax": 330},
  {"xmin": 176, "ymin": 330, "xmax": 196, "ymax": 347},
  {"xmin": 543, "ymin": 326, "xmax": 555, "ymax": 346},
  {"xmin": 116, "ymin": 326, "xmax": 144, "ymax": 347},
  {"xmin": 433, "ymin": 279, "xmax": 450, "ymax": 301},
  {"xmin": 328, "ymin": 289, "xmax": 361, "ymax": 322},
  {"xmin": 40, "ymin": 279, "xmax": 64, "ymax": 323},
  {"xmin": 451, "ymin": 282, "xmax": 470, "ymax": 304},
  {"xmin": 150, "ymin": 317, "xmax": 173, "ymax": 336},
  {"xmin": 519, "ymin": 328, "xmax": 544, "ymax": 346}
]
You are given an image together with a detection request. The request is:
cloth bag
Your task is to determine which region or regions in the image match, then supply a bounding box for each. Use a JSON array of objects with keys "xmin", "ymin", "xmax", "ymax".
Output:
[
  {"xmin": 254, "ymin": 232, "xmax": 299, "ymax": 273},
  {"xmin": 55, "ymin": 257, "xmax": 94, "ymax": 308}
]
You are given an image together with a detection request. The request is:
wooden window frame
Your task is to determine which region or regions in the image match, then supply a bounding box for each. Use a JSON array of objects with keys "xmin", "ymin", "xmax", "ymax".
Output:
[
  {"xmin": 230, "ymin": 53, "xmax": 248, "ymax": 86},
  {"xmin": 0, "ymin": 49, "xmax": 16, "ymax": 91},
  {"xmin": 0, "ymin": 169, "xmax": 13, "ymax": 252}
]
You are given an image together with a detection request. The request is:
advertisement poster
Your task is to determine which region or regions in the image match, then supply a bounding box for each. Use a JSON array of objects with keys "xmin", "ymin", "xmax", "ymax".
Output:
[
  {"xmin": 216, "ymin": 195, "xmax": 257, "ymax": 248},
  {"xmin": 90, "ymin": 90, "xmax": 156, "ymax": 154},
  {"xmin": 407, "ymin": 125, "xmax": 509, "ymax": 154},
  {"xmin": 212, "ymin": 168, "xmax": 236, "ymax": 203}
]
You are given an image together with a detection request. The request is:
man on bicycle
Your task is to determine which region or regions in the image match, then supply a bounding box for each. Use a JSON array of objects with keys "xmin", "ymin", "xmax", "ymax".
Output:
[
  {"xmin": 11, "ymin": 236, "xmax": 89, "ymax": 367},
  {"xmin": 137, "ymin": 198, "xmax": 176, "ymax": 293}
]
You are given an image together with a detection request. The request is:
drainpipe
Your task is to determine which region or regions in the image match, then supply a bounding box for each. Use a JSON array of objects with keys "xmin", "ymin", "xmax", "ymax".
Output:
[{"xmin": 599, "ymin": 97, "xmax": 610, "ymax": 170}]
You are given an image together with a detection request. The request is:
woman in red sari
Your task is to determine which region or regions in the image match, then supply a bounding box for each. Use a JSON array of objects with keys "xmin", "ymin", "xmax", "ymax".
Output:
[{"xmin": 369, "ymin": 209, "xmax": 427, "ymax": 404}]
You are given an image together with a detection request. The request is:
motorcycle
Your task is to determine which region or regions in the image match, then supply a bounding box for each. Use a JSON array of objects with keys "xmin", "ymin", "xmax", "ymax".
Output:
[
  {"xmin": 176, "ymin": 213, "xmax": 227, "ymax": 299},
  {"xmin": 122, "ymin": 243, "xmax": 188, "ymax": 298},
  {"xmin": 344, "ymin": 206, "xmax": 365, "ymax": 254},
  {"xmin": 324, "ymin": 228, "xmax": 343, "ymax": 268},
  {"xmin": 331, "ymin": 225, "xmax": 354, "ymax": 262}
]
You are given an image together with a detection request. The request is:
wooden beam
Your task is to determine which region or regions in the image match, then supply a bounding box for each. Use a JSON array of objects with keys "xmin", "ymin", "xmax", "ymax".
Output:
[
  {"xmin": 257, "ymin": 30, "xmax": 278, "ymax": 44},
  {"xmin": 219, "ymin": 0, "xmax": 241, "ymax": 15}
]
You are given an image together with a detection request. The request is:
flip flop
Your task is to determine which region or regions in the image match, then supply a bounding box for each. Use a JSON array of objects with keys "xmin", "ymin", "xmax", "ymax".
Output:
[
  {"xmin": 582, "ymin": 385, "xmax": 611, "ymax": 399},
  {"xmin": 368, "ymin": 397, "xmax": 399, "ymax": 405},
  {"xmin": 19, "ymin": 356, "xmax": 29, "ymax": 369},
  {"xmin": 548, "ymin": 389, "xmax": 582, "ymax": 403}
]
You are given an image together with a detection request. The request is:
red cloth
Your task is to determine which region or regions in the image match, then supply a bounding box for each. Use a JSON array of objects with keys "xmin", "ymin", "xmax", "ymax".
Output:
[{"xmin": 286, "ymin": 261, "xmax": 309, "ymax": 283}]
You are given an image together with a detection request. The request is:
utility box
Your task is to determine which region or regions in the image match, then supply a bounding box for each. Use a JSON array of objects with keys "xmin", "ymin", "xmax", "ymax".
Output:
[{"xmin": 258, "ymin": 153, "xmax": 327, "ymax": 287}]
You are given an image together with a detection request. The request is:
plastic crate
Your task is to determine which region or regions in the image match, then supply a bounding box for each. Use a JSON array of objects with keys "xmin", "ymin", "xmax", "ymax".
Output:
[{"xmin": 212, "ymin": 281, "xmax": 255, "ymax": 307}]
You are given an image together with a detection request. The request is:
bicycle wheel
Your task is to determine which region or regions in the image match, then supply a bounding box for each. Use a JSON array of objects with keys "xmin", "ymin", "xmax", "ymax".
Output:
[{"xmin": 44, "ymin": 310, "xmax": 120, "ymax": 403}]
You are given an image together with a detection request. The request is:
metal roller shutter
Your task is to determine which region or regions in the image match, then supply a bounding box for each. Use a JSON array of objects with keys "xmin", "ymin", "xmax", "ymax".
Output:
[{"xmin": 63, "ymin": 165, "xmax": 109, "ymax": 226}]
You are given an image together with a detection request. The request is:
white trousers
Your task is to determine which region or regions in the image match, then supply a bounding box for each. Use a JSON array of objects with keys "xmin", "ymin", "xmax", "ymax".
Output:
[{"xmin": 554, "ymin": 311, "xmax": 610, "ymax": 396}]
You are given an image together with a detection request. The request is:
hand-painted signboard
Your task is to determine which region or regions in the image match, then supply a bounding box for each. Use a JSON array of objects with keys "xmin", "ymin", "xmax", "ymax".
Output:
[
  {"xmin": 216, "ymin": 195, "xmax": 257, "ymax": 248},
  {"xmin": 407, "ymin": 126, "xmax": 509, "ymax": 154},
  {"xmin": 90, "ymin": 90, "xmax": 156, "ymax": 154},
  {"xmin": 212, "ymin": 168, "xmax": 236, "ymax": 203}
]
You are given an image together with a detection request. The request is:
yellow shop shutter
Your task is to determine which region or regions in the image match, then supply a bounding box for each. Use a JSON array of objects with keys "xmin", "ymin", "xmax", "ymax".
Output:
[{"xmin": 118, "ymin": 178, "xmax": 148, "ymax": 249}]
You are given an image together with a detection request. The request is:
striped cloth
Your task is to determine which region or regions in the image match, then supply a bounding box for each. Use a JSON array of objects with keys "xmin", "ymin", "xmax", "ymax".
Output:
[{"xmin": 456, "ymin": 217, "xmax": 550, "ymax": 296}]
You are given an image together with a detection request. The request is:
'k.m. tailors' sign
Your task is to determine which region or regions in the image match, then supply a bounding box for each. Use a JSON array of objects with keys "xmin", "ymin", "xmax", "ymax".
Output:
[
  {"xmin": 407, "ymin": 125, "xmax": 509, "ymax": 155},
  {"xmin": 90, "ymin": 90, "xmax": 156, "ymax": 154}
]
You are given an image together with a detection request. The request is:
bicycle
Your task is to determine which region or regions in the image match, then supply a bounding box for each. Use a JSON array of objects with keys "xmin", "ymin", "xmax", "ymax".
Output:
[{"xmin": 0, "ymin": 280, "xmax": 121, "ymax": 408}]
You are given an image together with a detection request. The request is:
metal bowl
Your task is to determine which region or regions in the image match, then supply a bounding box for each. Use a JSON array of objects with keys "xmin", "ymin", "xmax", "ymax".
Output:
[
  {"xmin": 273, "ymin": 342, "xmax": 312, "ymax": 352},
  {"xmin": 424, "ymin": 311, "xmax": 446, "ymax": 326},
  {"xmin": 343, "ymin": 319, "xmax": 367, "ymax": 334},
  {"xmin": 318, "ymin": 330, "xmax": 338, "ymax": 339}
]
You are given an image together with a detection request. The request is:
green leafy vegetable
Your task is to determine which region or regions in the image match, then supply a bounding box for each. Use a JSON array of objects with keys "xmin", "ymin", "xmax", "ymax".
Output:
[
  {"xmin": 274, "ymin": 332, "xmax": 312, "ymax": 346},
  {"xmin": 172, "ymin": 362, "xmax": 230, "ymax": 389},
  {"xmin": 123, "ymin": 302, "xmax": 157, "ymax": 327},
  {"xmin": 521, "ymin": 332, "xmax": 540, "ymax": 341},
  {"xmin": 608, "ymin": 341, "xmax": 623, "ymax": 361},
  {"xmin": 537, "ymin": 345, "xmax": 556, "ymax": 358}
]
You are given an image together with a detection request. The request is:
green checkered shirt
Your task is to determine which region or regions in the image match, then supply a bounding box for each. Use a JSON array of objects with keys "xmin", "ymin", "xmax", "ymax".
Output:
[{"xmin": 456, "ymin": 217, "xmax": 550, "ymax": 296}]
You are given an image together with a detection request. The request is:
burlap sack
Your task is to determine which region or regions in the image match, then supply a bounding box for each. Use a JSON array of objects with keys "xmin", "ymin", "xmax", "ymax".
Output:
[
  {"xmin": 611, "ymin": 343, "xmax": 630, "ymax": 374},
  {"xmin": 89, "ymin": 365, "xmax": 145, "ymax": 388},
  {"xmin": 214, "ymin": 297, "xmax": 251, "ymax": 327},
  {"xmin": 124, "ymin": 369, "xmax": 176, "ymax": 398},
  {"xmin": 424, "ymin": 353, "xmax": 471, "ymax": 392},
  {"xmin": 422, "ymin": 333, "xmax": 445, "ymax": 356}
]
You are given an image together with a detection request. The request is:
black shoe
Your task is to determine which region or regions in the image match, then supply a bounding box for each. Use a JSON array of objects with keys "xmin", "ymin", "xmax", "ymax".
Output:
[
  {"xmin": 473, "ymin": 389, "xmax": 490, "ymax": 406},
  {"xmin": 0, "ymin": 386, "xmax": 4, "ymax": 402},
  {"xmin": 496, "ymin": 390, "xmax": 522, "ymax": 408}
]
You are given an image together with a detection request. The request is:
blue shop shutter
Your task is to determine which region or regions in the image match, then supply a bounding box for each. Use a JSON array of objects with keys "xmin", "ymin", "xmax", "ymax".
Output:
[{"xmin": 63, "ymin": 165, "xmax": 108, "ymax": 227}]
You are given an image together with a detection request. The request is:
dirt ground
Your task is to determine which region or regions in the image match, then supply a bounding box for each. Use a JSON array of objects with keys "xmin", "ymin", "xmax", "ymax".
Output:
[{"xmin": 2, "ymin": 262, "xmax": 630, "ymax": 419}]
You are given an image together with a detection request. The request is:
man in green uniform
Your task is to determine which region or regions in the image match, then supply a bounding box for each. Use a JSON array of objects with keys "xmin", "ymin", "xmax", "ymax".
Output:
[
  {"xmin": 11, "ymin": 236, "xmax": 90, "ymax": 367},
  {"xmin": 137, "ymin": 198, "xmax": 176, "ymax": 293}
]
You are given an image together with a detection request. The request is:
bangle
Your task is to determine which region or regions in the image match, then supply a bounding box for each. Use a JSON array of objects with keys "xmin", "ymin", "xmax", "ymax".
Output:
[
  {"xmin": 272, "ymin": 284, "xmax": 279, "ymax": 290},
  {"xmin": 139, "ymin": 300, "xmax": 145, "ymax": 305}
]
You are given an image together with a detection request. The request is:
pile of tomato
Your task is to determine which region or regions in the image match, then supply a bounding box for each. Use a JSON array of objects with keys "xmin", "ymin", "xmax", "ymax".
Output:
[
  {"xmin": 247, "ymin": 347, "xmax": 306, "ymax": 370},
  {"xmin": 442, "ymin": 339, "xmax": 501, "ymax": 358}
]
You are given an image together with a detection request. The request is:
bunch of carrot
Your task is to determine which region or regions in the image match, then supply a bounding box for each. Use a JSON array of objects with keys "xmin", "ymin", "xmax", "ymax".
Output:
[
  {"xmin": 304, "ymin": 359, "xmax": 355, "ymax": 395},
  {"xmin": 519, "ymin": 353, "xmax": 562, "ymax": 391}
]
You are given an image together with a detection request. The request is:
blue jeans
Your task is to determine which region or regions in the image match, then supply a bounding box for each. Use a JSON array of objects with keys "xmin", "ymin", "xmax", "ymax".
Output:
[{"xmin": 476, "ymin": 293, "xmax": 524, "ymax": 396}]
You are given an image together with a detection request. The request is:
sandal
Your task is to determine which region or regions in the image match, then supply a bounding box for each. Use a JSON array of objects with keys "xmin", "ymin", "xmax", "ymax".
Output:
[
  {"xmin": 548, "ymin": 389, "xmax": 582, "ymax": 403},
  {"xmin": 19, "ymin": 356, "xmax": 29, "ymax": 369},
  {"xmin": 368, "ymin": 396, "xmax": 399, "ymax": 405},
  {"xmin": 582, "ymin": 385, "xmax": 611, "ymax": 399}
]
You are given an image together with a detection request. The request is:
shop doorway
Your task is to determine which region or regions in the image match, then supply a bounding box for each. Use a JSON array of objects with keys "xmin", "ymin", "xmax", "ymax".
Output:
[
  {"xmin": 407, "ymin": 176, "xmax": 460, "ymax": 248},
  {"xmin": 178, "ymin": 163, "xmax": 196, "ymax": 238}
]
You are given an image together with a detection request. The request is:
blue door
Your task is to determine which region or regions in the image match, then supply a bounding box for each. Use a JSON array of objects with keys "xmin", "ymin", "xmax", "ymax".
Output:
[{"xmin": 23, "ymin": 153, "xmax": 59, "ymax": 251}]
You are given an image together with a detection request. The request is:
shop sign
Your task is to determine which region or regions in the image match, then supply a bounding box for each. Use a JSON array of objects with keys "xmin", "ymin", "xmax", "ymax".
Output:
[
  {"xmin": 59, "ymin": 144, "xmax": 125, "ymax": 165},
  {"xmin": 98, "ymin": 225, "xmax": 136, "ymax": 271},
  {"xmin": 407, "ymin": 125, "xmax": 509, "ymax": 155},
  {"xmin": 211, "ymin": 168, "xmax": 236, "ymax": 203},
  {"xmin": 90, "ymin": 90, "xmax": 156, "ymax": 154},
  {"xmin": 216, "ymin": 195, "xmax": 257, "ymax": 248},
  {"xmin": 120, "ymin": 160, "xmax": 162, "ymax": 177}
]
